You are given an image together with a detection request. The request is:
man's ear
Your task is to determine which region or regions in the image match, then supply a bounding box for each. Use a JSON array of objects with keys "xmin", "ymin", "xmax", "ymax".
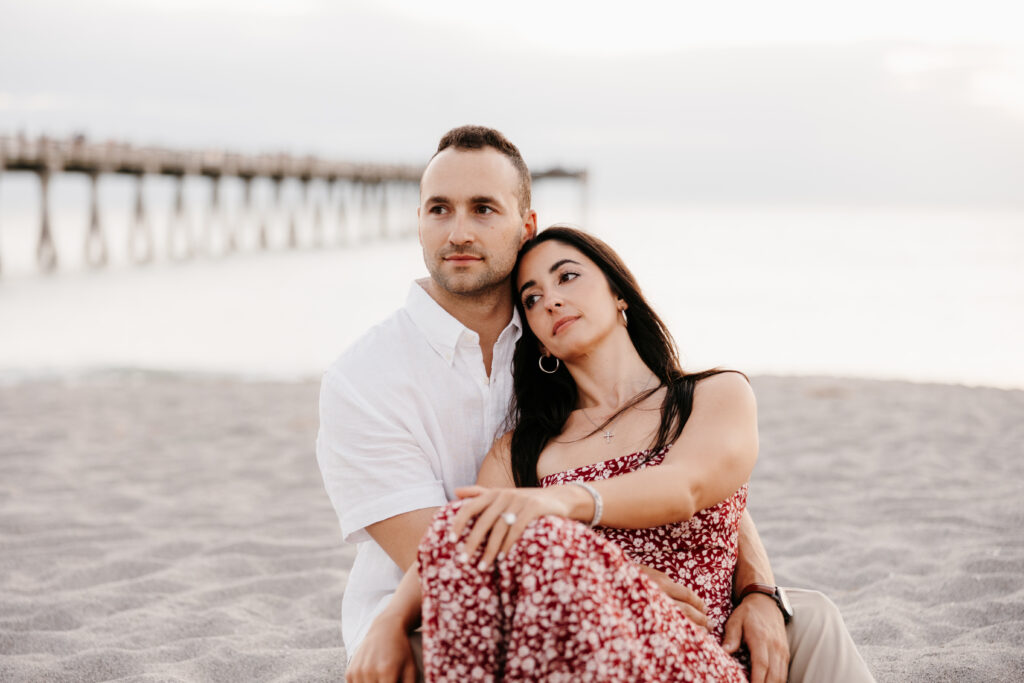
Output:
[
  {"xmin": 521, "ymin": 209, "xmax": 539, "ymax": 245},
  {"xmin": 416, "ymin": 205, "xmax": 423, "ymax": 244}
]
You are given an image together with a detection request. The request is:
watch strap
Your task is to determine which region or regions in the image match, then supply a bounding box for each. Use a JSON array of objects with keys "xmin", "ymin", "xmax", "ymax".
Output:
[
  {"xmin": 737, "ymin": 582, "xmax": 778, "ymax": 601},
  {"xmin": 737, "ymin": 583, "xmax": 792, "ymax": 624}
]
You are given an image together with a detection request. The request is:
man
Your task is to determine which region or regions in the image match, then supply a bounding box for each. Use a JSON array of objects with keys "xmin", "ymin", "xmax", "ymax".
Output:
[{"xmin": 317, "ymin": 125, "xmax": 873, "ymax": 682}]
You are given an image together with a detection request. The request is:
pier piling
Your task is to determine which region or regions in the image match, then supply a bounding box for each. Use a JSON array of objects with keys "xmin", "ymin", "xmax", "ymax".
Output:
[{"xmin": 0, "ymin": 134, "xmax": 587, "ymax": 276}]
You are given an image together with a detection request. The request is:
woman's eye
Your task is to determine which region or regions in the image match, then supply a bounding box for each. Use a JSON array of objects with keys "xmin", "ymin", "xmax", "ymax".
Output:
[
  {"xmin": 559, "ymin": 271, "xmax": 579, "ymax": 283},
  {"xmin": 523, "ymin": 294, "xmax": 539, "ymax": 309}
]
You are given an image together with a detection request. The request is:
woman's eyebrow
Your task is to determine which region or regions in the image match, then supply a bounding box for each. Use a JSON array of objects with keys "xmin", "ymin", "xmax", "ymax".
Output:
[
  {"xmin": 518, "ymin": 259, "xmax": 582, "ymax": 296},
  {"xmin": 549, "ymin": 259, "xmax": 581, "ymax": 272}
]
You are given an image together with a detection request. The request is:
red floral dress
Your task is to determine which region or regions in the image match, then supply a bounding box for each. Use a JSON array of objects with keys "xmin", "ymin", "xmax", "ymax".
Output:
[{"xmin": 418, "ymin": 446, "xmax": 749, "ymax": 682}]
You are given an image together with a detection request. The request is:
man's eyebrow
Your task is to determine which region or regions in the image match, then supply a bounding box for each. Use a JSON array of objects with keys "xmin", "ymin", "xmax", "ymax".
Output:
[
  {"xmin": 518, "ymin": 260, "xmax": 582, "ymax": 296},
  {"xmin": 470, "ymin": 195, "xmax": 500, "ymax": 206},
  {"xmin": 424, "ymin": 195, "xmax": 449, "ymax": 205}
]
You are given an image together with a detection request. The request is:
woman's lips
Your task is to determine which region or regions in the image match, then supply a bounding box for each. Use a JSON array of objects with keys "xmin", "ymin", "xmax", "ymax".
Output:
[{"xmin": 552, "ymin": 316, "xmax": 579, "ymax": 336}]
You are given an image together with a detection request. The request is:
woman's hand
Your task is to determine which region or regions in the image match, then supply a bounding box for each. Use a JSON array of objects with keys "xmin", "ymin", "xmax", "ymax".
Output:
[
  {"xmin": 345, "ymin": 614, "xmax": 417, "ymax": 683},
  {"xmin": 451, "ymin": 485, "xmax": 584, "ymax": 571}
]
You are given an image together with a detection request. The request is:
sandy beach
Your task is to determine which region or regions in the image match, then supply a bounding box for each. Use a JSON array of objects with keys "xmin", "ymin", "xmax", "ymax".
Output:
[{"xmin": 1, "ymin": 371, "xmax": 1022, "ymax": 682}]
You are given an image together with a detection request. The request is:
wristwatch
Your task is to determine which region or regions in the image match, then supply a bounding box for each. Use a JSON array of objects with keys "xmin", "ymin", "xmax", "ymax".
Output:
[{"xmin": 737, "ymin": 583, "xmax": 794, "ymax": 625}]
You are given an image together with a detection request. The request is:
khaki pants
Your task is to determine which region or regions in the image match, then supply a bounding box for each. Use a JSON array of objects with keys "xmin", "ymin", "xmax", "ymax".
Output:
[
  {"xmin": 410, "ymin": 588, "xmax": 874, "ymax": 682},
  {"xmin": 785, "ymin": 588, "xmax": 875, "ymax": 683}
]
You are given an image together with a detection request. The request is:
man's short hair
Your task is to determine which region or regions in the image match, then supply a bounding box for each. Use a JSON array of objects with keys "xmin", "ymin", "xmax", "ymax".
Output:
[{"xmin": 434, "ymin": 125, "xmax": 531, "ymax": 215}]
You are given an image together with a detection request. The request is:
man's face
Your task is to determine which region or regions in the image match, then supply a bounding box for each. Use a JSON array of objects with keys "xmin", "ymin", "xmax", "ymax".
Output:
[{"xmin": 418, "ymin": 147, "xmax": 537, "ymax": 297}]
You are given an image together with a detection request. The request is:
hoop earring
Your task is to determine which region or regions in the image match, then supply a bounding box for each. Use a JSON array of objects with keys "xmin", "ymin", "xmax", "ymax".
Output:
[
  {"xmin": 620, "ymin": 309, "xmax": 628, "ymax": 326},
  {"xmin": 538, "ymin": 355, "xmax": 560, "ymax": 374}
]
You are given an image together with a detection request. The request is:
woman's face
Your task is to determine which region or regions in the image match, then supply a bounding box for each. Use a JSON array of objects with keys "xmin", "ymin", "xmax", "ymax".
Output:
[{"xmin": 516, "ymin": 240, "xmax": 624, "ymax": 360}]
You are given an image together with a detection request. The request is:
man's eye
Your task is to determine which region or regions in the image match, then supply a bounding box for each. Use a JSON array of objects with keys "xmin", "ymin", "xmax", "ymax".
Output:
[
  {"xmin": 428, "ymin": 205, "xmax": 447, "ymax": 214},
  {"xmin": 477, "ymin": 206, "xmax": 495, "ymax": 214}
]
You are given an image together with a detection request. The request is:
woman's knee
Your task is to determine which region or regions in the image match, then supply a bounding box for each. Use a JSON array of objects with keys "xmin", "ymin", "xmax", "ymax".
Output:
[
  {"xmin": 418, "ymin": 500, "xmax": 467, "ymax": 560},
  {"xmin": 508, "ymin": 516, "xmax": 613, "ymax": 569},
  {"xmin": 420, "ymin": 506, "xmax": 605, "ymax": 571}
]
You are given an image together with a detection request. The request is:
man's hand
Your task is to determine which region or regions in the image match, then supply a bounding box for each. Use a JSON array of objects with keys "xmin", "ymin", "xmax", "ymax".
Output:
[
  {"xmin": 722, "ymin": 593, "xmax": 789, "ymax": 683},
  {"xmin": 345, "ymin": 614, "xmax": 417, "ymax": 683},
  {"xmin": 637, "ymin": 564, "xmax": 709, "ymax": 632}
]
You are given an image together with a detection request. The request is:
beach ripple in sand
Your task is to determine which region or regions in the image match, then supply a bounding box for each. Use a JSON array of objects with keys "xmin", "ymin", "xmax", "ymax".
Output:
[
  {"xmin": 751, "ymin": 377, "xmax": 1024, "ymax": 683},
  {"xmin": 0, "ymin": 374, "xmax": 350, "ymax": 682},
  {"xmin": 1, "ymin": 372, "xmax": 1022, "ymax": 681}
]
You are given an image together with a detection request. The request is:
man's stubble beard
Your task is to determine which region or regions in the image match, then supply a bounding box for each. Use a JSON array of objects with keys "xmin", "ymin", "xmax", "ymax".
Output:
[
  {"xmin": 425, "ymin": 256, "xmax": 515, "ymax": 298},
  {"xmin": 424, "ymin": 230, "xmax": 524, "ymax": 299}
]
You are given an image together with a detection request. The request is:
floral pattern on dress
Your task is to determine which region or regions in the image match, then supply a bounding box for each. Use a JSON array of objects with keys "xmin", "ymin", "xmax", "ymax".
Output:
[
  {"xmin": 418, "ymin": 445, "xmax": 748, "ymax": 682},
  {"xmin": 543, "ymin": 447, "xmax": 748, "ymax": 642}
]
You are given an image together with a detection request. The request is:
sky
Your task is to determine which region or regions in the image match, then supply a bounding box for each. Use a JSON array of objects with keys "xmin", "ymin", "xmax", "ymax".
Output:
[
  {"xmin": 1, "ymin": 0, "xmax": 1023, "ymax": 207},
  {"xmin": 0, "ymin": 1, "xmax": 1022, "ymax": 387}
]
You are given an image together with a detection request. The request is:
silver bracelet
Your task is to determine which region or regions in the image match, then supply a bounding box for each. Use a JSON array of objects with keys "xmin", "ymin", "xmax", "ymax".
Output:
[{"xmin": 570, "ymin": 481, "xmax": 603, "ymax": 527}]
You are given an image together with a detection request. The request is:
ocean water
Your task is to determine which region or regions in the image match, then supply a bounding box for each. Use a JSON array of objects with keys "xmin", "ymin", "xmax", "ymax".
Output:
[
  {"xmin": 594, "ymin": 203, "xmax": 1024, "ymax": 389},
  {"xmin": 0, "ymin": 179, "xmax": 1021, "ymax": 389}
]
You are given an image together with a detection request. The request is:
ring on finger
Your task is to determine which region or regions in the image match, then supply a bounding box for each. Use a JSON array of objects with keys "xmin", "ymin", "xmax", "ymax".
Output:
[{"xmin": 501, "ymin": 511, "xmax": 517, "ymax": 526}]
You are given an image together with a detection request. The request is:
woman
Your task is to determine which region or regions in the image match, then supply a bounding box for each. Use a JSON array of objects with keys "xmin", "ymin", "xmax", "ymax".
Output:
[{"xmin": 350, "ymin": 227, "xmax": 757, "ymax": 681}]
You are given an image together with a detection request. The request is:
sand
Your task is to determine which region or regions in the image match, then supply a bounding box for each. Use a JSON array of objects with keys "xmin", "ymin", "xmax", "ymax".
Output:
[{"xmin": 1, "ymin": 372, "xmax": 1022, "ymax": 682}]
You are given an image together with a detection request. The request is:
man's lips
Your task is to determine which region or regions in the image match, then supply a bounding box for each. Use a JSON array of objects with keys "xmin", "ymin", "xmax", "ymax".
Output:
[
  {"xmin": 552, "ymin": 316, "xmax": 579, "ymax": 336},
  {"xmin": 444, "ymin": 255, "xmax": 483, "ymax": 263}
]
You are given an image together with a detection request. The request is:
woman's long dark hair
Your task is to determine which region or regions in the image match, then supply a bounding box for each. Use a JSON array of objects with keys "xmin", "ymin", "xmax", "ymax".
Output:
[{"xmin": 507, "ymin": 226, "xmax": 738, "ymax": 487}]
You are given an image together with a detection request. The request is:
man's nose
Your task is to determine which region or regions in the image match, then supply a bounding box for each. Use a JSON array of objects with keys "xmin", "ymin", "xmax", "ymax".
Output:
[{"xmin": 447, "ymin": 211, "xmax": 474, "ymax": 245}]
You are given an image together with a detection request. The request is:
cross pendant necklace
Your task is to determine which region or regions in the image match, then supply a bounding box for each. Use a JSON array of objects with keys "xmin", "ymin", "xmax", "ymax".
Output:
[
  {"xmin": 581, "ymin": 407, "xmax": 616, "ymax": 444},
  {"xmin": 580, "ymin": 374, "xmax": 658, "ymax": 445}
]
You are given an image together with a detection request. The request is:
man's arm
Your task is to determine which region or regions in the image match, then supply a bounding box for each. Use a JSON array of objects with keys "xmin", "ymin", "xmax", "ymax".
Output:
[
  {"xmin": 723, "ymin": 509, "xmax": 789, "ymax": 683},
  {"xmin": 346, "ymin": 562, "xmax": 425, "ymax": 683},
  {"xmin": 317, "ymin": 365, "xmax": 448, "ymax": 548},
  {"xmin": 366, "ymin": 507, "xmax": 441, "ymax": 572},
  {"xmin": 733, "ymin": 508, "xmax": 776, "ymax": 594},
  {"xmin": 366, "ymin": 433, "xmax": 519, "ymax": 571}
]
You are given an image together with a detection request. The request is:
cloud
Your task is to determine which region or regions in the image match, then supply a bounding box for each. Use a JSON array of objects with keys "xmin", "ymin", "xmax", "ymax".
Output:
[
  {"xmin": 1, "ymin": 3, "xmax": 1022, "ymax": 207},
  {"xmin": 887, "ymin": 44, "xmax": 1024, "ymax": 117},
  {"xmin": 0, "ymin": 92, "xmax": 69, "ymax": 112}
]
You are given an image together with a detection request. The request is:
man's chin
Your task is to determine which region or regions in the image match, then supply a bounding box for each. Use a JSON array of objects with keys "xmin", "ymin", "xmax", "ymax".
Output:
[{"xmin": 434, "ymin": 273, "xmax": 507, "ymax": 297}]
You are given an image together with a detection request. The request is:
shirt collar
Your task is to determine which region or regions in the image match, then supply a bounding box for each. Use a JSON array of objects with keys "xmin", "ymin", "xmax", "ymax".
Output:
[
  {"xmin": 505, "ymin": 306, "xmax": 524, "ymax": 344},
  {"xmin": 405, "ymin": 280, "xmax": 522, "ymax": 366}
]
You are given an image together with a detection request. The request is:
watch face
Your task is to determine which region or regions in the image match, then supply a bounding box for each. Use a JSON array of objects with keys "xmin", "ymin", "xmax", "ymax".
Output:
[{"xmin": 777, "ymin": 587, "xmax": 794, "ymax": 617}]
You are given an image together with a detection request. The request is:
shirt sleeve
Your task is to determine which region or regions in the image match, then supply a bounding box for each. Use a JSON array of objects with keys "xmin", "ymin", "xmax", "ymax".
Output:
[{"xmin": 316, "ymin": 365, "xmax": 448, "ymax": 544}]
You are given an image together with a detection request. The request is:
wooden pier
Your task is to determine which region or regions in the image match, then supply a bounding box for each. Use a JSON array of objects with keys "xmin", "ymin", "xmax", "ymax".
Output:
[{"xmin": 0, "ymin": 134, "xmax": 587, "ymax": 275}]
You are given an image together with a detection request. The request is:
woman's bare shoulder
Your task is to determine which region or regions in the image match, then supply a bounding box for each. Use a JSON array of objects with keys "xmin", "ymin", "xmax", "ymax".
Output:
[{"xmin": 692, "ymin": 371, "xmax": 756, "ymax": 412}]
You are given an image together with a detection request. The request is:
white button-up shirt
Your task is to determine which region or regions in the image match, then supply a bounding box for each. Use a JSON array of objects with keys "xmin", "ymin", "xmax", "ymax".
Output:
[{"xmin": 316, "ymin": 281, "xmax": 521, "ymax": 656}]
